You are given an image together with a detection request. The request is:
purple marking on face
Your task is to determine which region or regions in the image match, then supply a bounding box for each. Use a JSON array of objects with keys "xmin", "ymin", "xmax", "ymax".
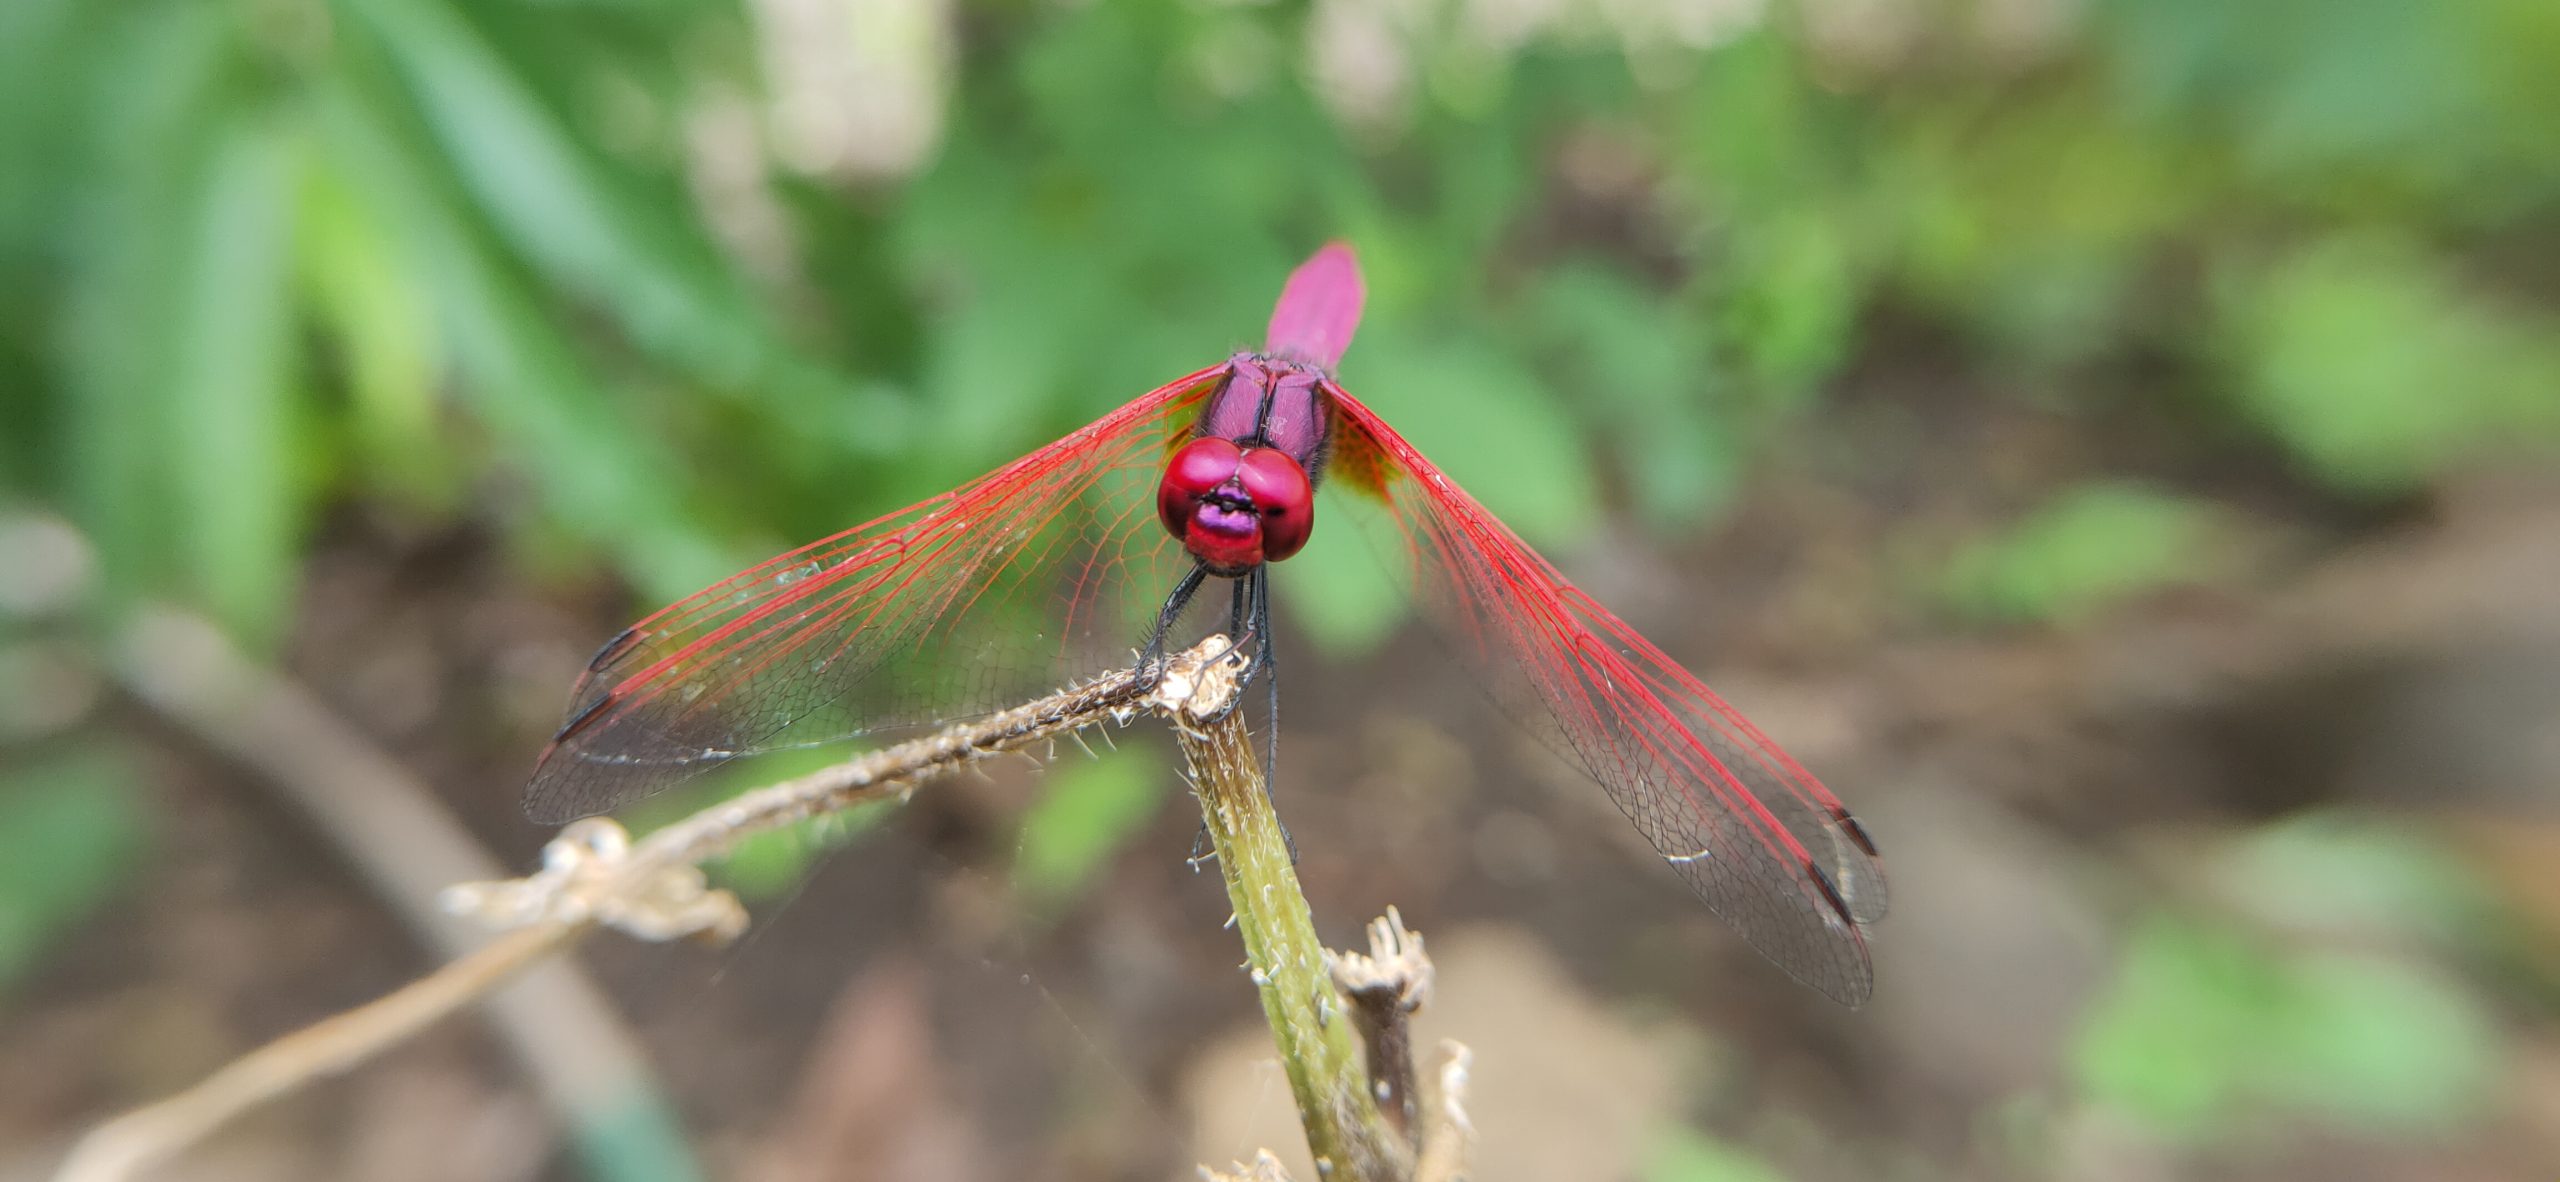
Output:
[{"xmin": 1193, "ymin": 501, "xmax": 1257, "ymax": 539}]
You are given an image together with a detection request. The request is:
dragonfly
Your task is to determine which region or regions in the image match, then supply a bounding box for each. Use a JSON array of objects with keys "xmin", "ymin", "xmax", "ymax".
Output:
[{"xmin": 526, "ymin": 244, "xmax": 1887, "ymax": 1005}]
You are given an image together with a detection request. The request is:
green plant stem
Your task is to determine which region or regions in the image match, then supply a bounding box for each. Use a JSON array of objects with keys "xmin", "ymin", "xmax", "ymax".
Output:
[{"xmin": 1174, "ymin": 704, "xmax": 1411, "ymax": 1181}]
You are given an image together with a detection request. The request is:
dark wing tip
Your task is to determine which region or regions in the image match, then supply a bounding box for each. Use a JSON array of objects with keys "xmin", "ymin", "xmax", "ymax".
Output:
[
  {"xmin": 1825, "ymin": 807, "xmax": 1890, "ymax": 925},
  {"xmin": 551, "ymin": 686, "xmax": 617, "ymax": 744},
  {"xmin": 1809, "ymin": 861, "xmax": 1856, "ymax": 929},
  {"xmin": 524, "ymin": 681, "xmax": 626, "ymax": 824},
  {"xmin": 1833, "ymin": 806, "xmax": 1880, "ymax": 857},
  {"xmin": 586, "ymin": 625, "xmax": 647, "ymax": 673},
  {"xmin": 1801, "ymin": 863, "xmax": 1878, "ymax": 1007}
]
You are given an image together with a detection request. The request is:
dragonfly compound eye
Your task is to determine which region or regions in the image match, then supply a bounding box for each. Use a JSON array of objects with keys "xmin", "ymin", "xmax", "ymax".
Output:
[
  {"xmin": 1159, "ymin": 437, "xmax": 1245, "ymax": 539},
  {"xmin": 1236, "ymin": 447, "xmax": 1314, "ymax": 561},
  {"xmin": 1157, "ymin": 437, "xmax": 1314, "ymax": 571}
]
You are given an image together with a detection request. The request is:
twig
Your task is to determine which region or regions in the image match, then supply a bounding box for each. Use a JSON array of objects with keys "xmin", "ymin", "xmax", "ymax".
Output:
[
  {"xmin": 1170, "ymin": 668, "xmax": 1412, "ymax": 1181},
  {"xmin": 446, "ymin": 637, "xmax": 1219, "ymax": 936},
  {"xmin": 59, "ymin": 626, "xmax": 1244, "ymax": 1182},
  {"xmin": 1330, "ymin": 908, "xmax": 1433, "ymax": 1138},
  {"xmin": 98, "ymin": 607, "xmax": 685, "ymax": 1181}
]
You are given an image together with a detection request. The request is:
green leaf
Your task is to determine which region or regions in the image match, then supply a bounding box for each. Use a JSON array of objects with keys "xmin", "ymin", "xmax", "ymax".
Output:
[
  {"xmin": 1937, "ymin": 483, "xmax": 2223, "ymax": 625},
  {"xmin": 1721, "ymin": 210, "xmax": 1861, "ymax": 400},
  {"xmin": 296, "ymin": 154, "xmax": 445, "ymax": 501},
  {"xmin": 60, "ymin": 2, "xmax": 234, "ymax": 612},
  {"xmin": 1644, "ymin": 1127, "xmax": 1792, "ymax": 1182},
  {"xmin": 2071, "ymin": 910, "xmax": 2497, "ymax": 1142},
  {"xmin": 342, "ymin": 0, "xmax": 797, "ymax": 400},
  {"xmin": 2214, "ymin": 235, "xmax": 2560, "ymax": 494},
  {"xmin": 1519, "ymin": 264, "xmax": 1733, "ymax": 530},
  {"xmin": 311, "ymin": 80, "xmax": 743, "ymax": 600},
  {"xmin": 2216, "ymin": 812, "xmax": 2490, "ymax": 944},
  {"xmin": 0, "ymin": 749, "xmax": 150, "ymax": 994},
  {"xmin": 169, "ymin": 114, "xmax": 307, "ymax": 647},
  {"xmin": 1011, "ymin": 746, "xmax": 1164, "ymax": 913},
  {"xmin": 2070, "ymin": 914, "xmax": 2295, "ymax": 1139},
  {"xmin": 1277, "ymin": 486, "xmax": 1414, "ymax": 658},
  {"xmin": 2264, "ymin": 952, "xmax": 2492, "ymax": 1131},
  {"xmin": 1345, "ymin": 333, "xmax": 1601, "ymax": 550}
]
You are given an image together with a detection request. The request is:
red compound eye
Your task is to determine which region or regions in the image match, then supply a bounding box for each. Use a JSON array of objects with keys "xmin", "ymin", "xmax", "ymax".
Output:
[
  {"xmin": 1236, "ymin": 447, "xmax": 1314, "ymax": 561},
  {"xmin": 1159, "ymin": 437, "xmax": 1244, "ymax": 540},
  {"xmin": 1157, "ymin": 437, "xmax": 1317, "ymax": 569}
]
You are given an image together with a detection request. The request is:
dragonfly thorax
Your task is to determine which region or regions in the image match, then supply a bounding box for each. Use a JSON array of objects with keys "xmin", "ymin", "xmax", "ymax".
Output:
[{"xmin": 1158, "ymin": 353, "xmax": 1336, "ymax": 575}]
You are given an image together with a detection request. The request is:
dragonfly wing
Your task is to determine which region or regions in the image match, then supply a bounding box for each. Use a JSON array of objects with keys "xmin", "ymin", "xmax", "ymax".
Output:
[
  {"xmin": 525, "ymin": 364, "xmax": 1227, "ymax": 822},
  {"xmin": 1327, "ymin": 382, "xmax": 1886, "ymax": 1005}
]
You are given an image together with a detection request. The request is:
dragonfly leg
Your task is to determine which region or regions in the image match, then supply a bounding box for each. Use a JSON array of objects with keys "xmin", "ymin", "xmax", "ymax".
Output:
[
  {"xmin": 1243, "ymin": 567, "xmax": 1298, "ymax": 864},
  {"xmin": 1186, "ymin": 569, "xmax": 1298, "ymax": 866},
  {"xmin": 1142, "ymin": 563, "xmax": 1213, "ymax": 677},
  {"xmin": 1224, "ymin": 571, "xmax": 1252, "ymax": 643}
]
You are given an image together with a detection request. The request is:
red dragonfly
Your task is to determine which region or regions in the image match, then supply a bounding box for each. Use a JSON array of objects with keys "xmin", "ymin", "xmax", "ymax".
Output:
[{"xmin": 528, "ymin": 245, "xmax": 1886, "ymax": 1004}]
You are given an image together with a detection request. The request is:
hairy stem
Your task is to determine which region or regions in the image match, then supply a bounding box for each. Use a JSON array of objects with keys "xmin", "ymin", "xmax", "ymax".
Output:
[{"xmin": 1173, "ymin": 692, "xmax": 1411, "ymax": 1180}]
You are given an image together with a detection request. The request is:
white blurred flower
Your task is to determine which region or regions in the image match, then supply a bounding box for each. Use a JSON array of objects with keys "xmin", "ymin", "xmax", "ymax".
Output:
[
  {"xmin": 1800, "ymin": 0, "xmax": 1919, "ymax": 72},
  {"xmin": 1464, "ymin": 0, "xmax": 1578, "ymax": 58},
  {"xmin": 687, "ymin": 92, "xmax": 800, "ymax": 287},
  {"xmin": 1308, "ymin": 0, "xmax": 1416, "ymax": 134},
  {"xmin": 753, "ymin": 0, "xmax": 954, "ymax": 182},
  {"xmin": 1307, "ymin": 0, "xmax": 1778, "ymax": 136},
  {"xmin": 1598, "ymin": 0, "xmax": 1766, "ymax": 52}
]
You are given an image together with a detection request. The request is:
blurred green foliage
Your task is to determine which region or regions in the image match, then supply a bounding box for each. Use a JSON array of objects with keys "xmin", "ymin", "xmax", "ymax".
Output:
[
  {"xmin": 3, "ymin": 0, "xmax": 2556, "ymax": 1169},
  {"xmin": 0, "ymin": 750, "xmax": 146, "ymax": 995},
  {"xmin": 2072, "ymin": 815, "xmax": 2502, "ymax": 1142},
  {"xmin": 1937, "ymin": 482, "xmax": 2222, "ymax": 624},
  {"xmin": 1010, "ymin": 747, "xmax": 1166, "ymax": 915},
  {"xmin": 2072, "ymin": 915, "xmax": 2494, "ymax": 1140},
  {"xmin": 2215, "ymin": 235, "xmax": 2560, "ymax": 495},
  {"xmin": 1645, "ymin": 1126, "xmax": 1790, "ymax": 1182},
  {"xmin": 8, "ymin": 0, "xmax": 2557, "ymax": 649}
]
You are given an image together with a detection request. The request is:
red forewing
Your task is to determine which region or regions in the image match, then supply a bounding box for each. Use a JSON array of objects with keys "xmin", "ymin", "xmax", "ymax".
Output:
[
  {"xmin": 1325, "ymin": 382, "xmax": 1887, "ymax": 1006},
  {"xmin": 524, "ymin": 365, "xmax": 1228, "ymax": 823}
]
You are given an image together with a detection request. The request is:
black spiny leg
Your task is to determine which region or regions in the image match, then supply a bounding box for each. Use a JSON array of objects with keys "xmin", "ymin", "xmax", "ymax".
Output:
[
  {"xmin": 1183, "ymin": 568, "xmax": 1250, "ymax": 868},
  {"xmin": 1246, "ymin": 566, "xmax": 1297, "ymax": 864},
  {"xmin": 1187, "ymin": 568, "xmax": 1299, "ymax": 867},
  {"xmin": 1142, "ymin": 563, "xmax": 1213, "ymax": 678}
]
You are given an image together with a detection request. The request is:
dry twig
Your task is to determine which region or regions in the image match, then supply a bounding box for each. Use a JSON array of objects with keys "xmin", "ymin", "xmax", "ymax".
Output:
[
  {"xmin": 80, "ymin": 607, "xmax": 672, "ymax": 1181},
  {"xmin": 56, "ymin": 630, "xmax": 1247, "ymax": 1182},
  {"xmin": 1331, "ymin": 908, "xmax": 1433, "ymax": 1137}
]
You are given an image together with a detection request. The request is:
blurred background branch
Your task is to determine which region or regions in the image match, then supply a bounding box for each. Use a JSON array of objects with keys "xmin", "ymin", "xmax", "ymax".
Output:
[
  {"xmin": 60, "ymin": 625, "xmax": 1241, "ymax": 1180},
  {"xmin": 98, "ymin": 607, "xmax": 694, "ymax": 1182}
]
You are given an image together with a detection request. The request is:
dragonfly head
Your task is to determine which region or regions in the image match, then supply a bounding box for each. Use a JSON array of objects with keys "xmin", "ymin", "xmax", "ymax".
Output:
[{"xmin": 1158, "ymin": 436, "xmax": 1314, "ymax": 575}]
